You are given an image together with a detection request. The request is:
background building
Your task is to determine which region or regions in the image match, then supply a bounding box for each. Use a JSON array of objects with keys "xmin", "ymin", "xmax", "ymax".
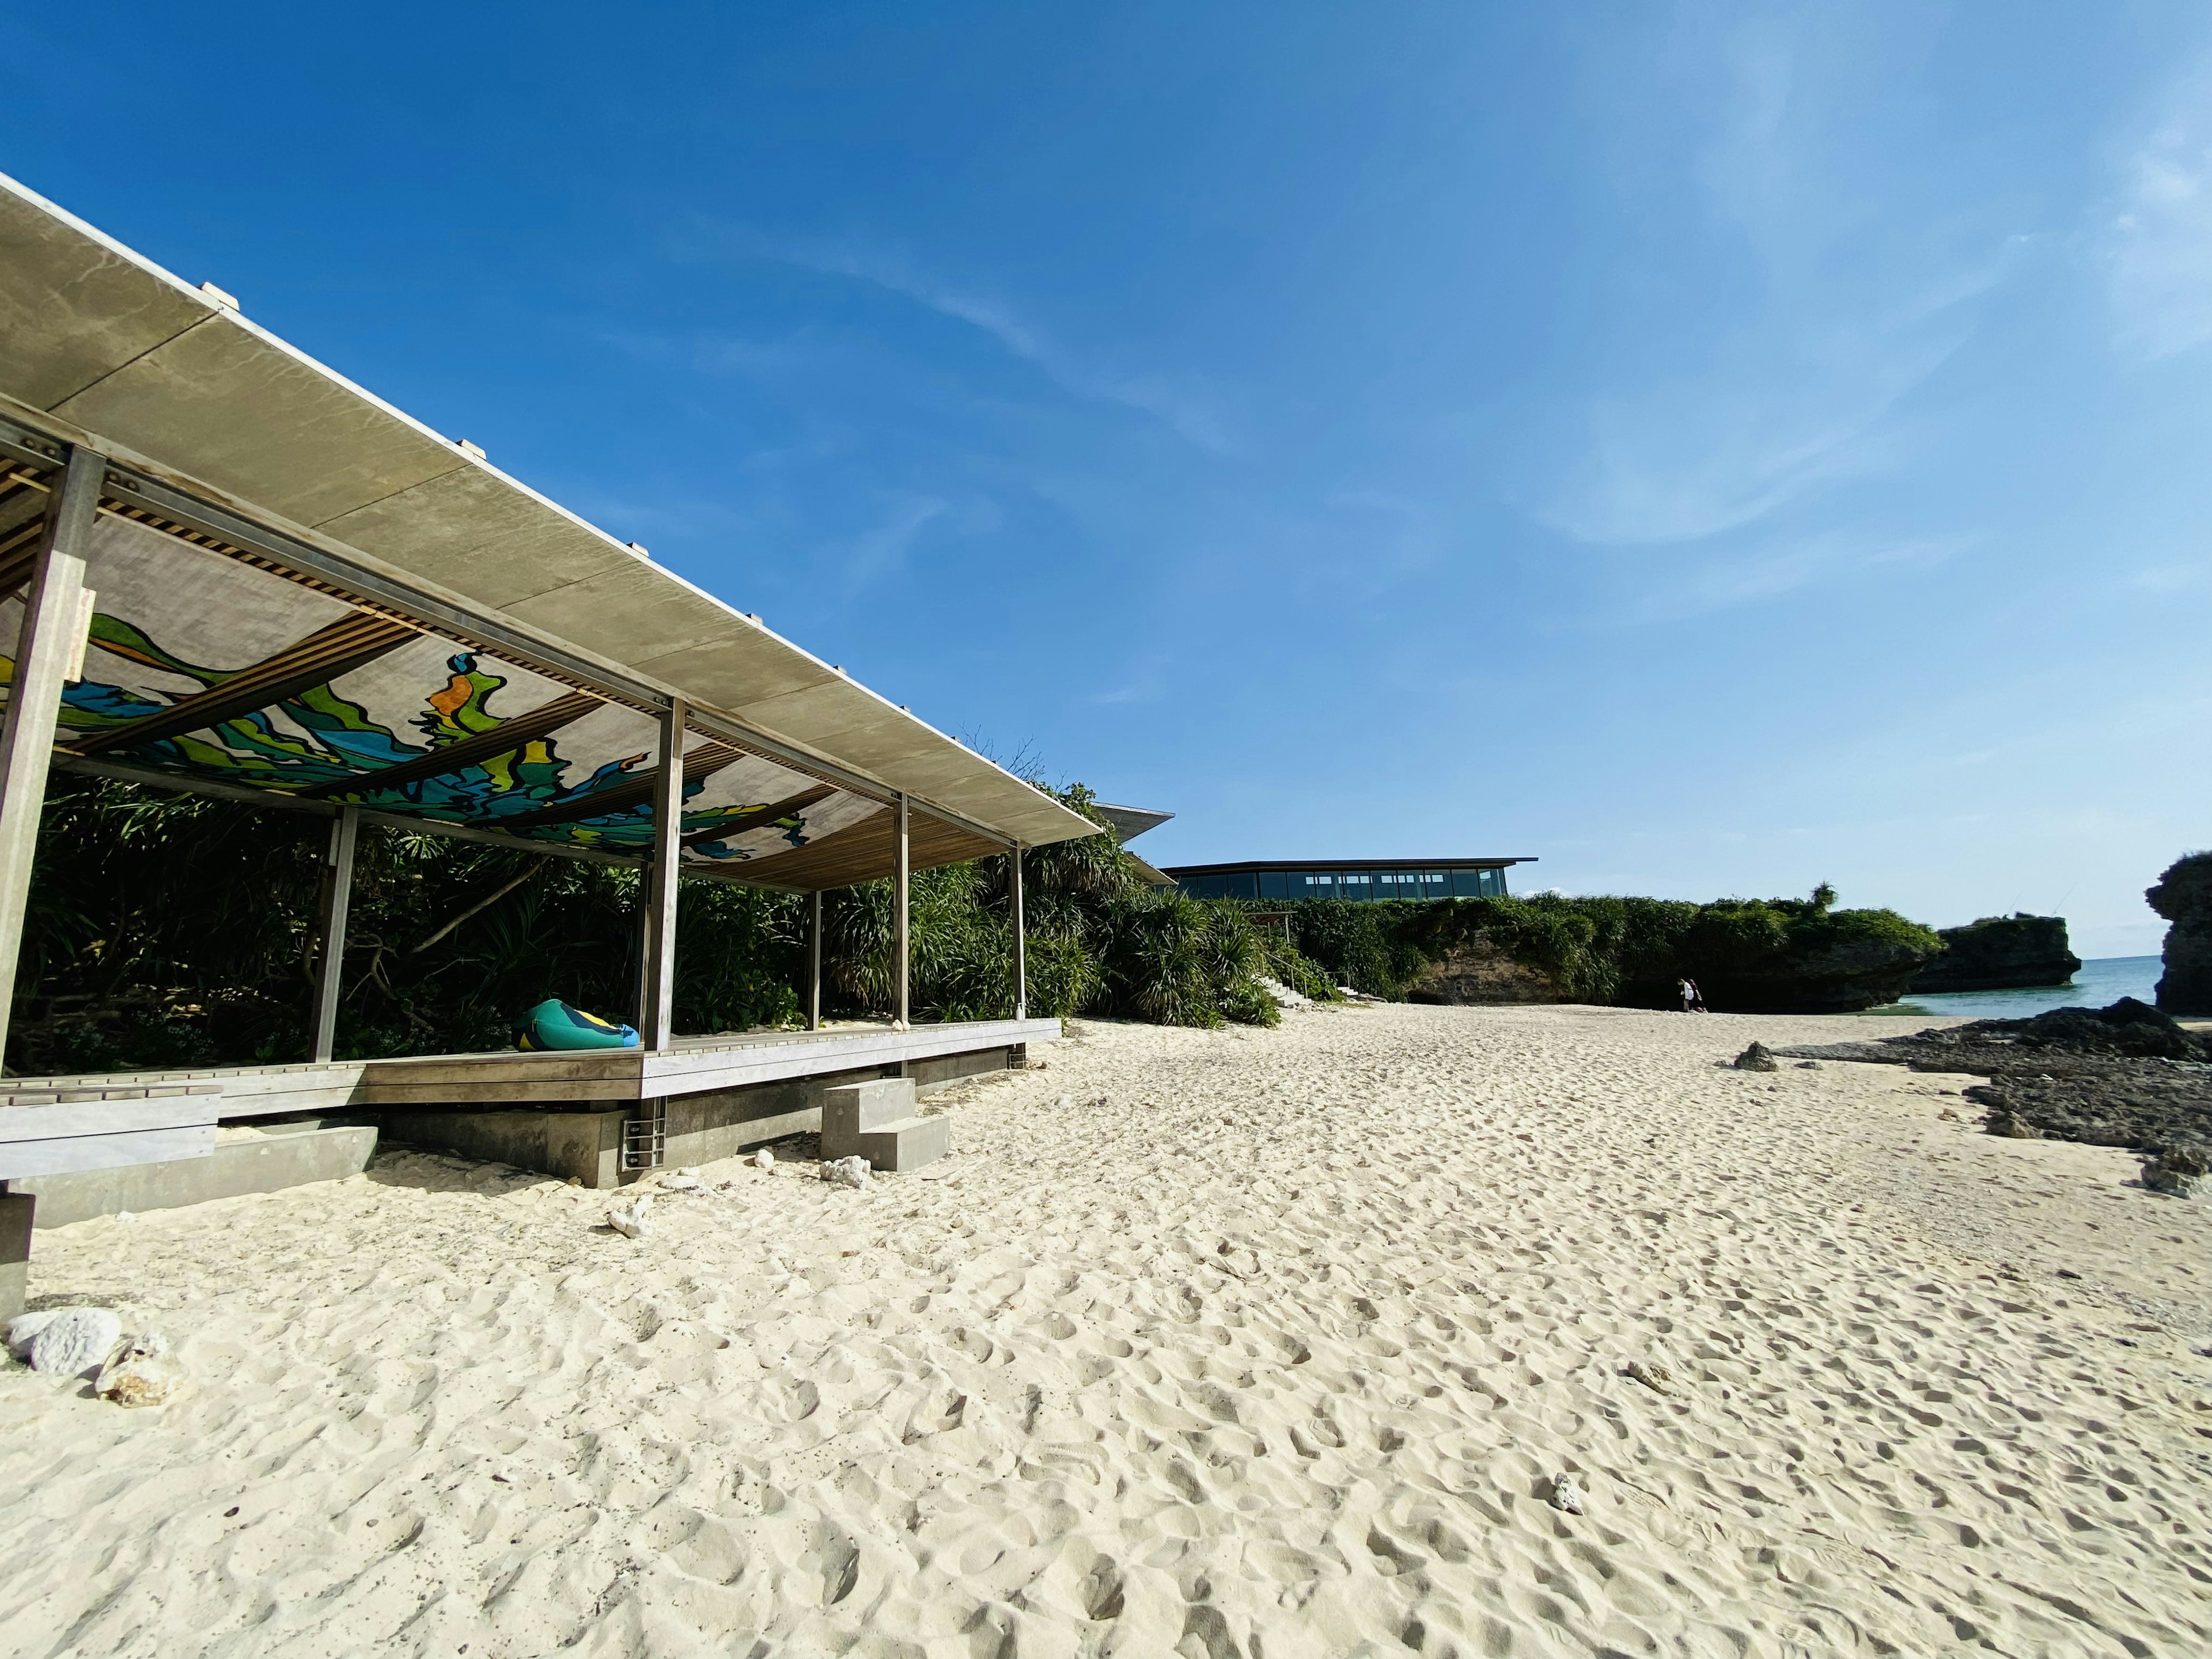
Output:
[{"xmin": 1165, "ymin": 858, "xmax": 1536, "ymax": 903}]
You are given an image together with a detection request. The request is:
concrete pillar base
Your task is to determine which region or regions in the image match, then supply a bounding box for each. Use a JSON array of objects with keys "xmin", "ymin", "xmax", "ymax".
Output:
[{"xmin": 1, "ymin": 1190, "xmax": 32, "ymax": 1322}]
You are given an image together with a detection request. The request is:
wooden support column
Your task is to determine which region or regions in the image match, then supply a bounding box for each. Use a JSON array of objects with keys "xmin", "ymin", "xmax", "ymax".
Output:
[
  {"xmin": 638, "ymin": 700, "xmax": 685, "ymax": 1051},
  {"xmin": 806, "ymin": 890, "xmax": 823, "ymax": 1031},
  {"xmin": 892, "ymin": 794, "xmax": 910, "ymax": 1032},
  {"xmin": 1010, "ymin": 844, "xmax": 1027, "ymax": 1020},
  {"xmin": 0, "ymin": 446, "xmax": 99, "ymax": 1069},
  {"xmin": 309, "ymin": 806, "xmax": 360, "ymax": 1062}
]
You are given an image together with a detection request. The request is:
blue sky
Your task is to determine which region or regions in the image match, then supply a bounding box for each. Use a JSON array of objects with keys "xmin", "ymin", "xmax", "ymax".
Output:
[{"xmin": 14, "ymin": 2, "xmax": 2210, "ymax": 955}]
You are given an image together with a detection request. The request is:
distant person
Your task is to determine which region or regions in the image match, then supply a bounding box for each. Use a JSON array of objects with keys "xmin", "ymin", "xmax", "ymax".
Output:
[{"xmin": 1680, "ymin": 978, "xmax": 1707, "ymax": 1013}]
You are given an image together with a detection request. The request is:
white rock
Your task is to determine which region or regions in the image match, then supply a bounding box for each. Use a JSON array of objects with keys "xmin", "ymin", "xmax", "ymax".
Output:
[
  {"xmin": 1549, "ymin": 1474, "xmax": 1586, "ymax": 1515},
  {"xmin": 753, "ymin": 1149, "xmax": 775, "ymax": 1171},
  {"xmin": 820, "ymin": 1155, "xmax": 872, "ymax": 1191},
  {"xmin": 660, "ymin": 1173, "xmax": 704, "ymax": 1193},
  {"xmin": 6, "ymin": 1309, "xmax": 61, "ymax": 1361},
  {"xmin": 605, "ymin": 1195, "xmax": 652, "ymax": 1238},
  {"xmin": 96, "ymin": 1333, "xmax": 188, "ymax": 1408},
  {"xmin": 24, "ymin": 1308, "xmax": 123, "ymax": 1377}
]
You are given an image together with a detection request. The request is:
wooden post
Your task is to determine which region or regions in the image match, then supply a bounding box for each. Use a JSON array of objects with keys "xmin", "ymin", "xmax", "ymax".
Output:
[
  {"xmin": 1010, "ymin": 844, "xmax": 1026, "ymax": 1020},
  {"xmin": 309, "ymin": 806, "xmax": 360, "ymax": 1062},
  {"xmin": 893, "ymin": 794, "xmax": 910, "ymax": 1031},
  {"xmin": 806, "ymin": 889, "xmax": 823, "ymax": 1031},
  {"xmin": 0, "ymin": 445, "xmax": 100, "ymax": 1069},
  {"xmin": 639, "ymin": 700, "xmax": 685, "ymax": 1051}
]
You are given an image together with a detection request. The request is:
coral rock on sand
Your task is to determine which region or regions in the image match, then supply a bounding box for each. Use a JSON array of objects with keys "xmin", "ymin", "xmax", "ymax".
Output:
[
  {"xmin": 95, "ymin": 1334, "xmax": 188, "ymax": 1408},
  {"xmin": 1549, "ymin": 1474, "xmax": 1586, "ymax": 1514},
  {"xmin": 7, "ymin": 1308, "xmax": 123, "ymax": 1378},
  {"xmin": 1625, "ymin": 1359, "xmax": 1673, "ymax": 1392},
  {"xmin": 1733, "ymin": 1042, "xmax": 1779, "ymax": 1072},
  {"xmin": 659, "ymin": 1174, "xmax": 704, "ymax": 1193},
  {"xmin": 2146, "ymin": 1144, "xmax": 2208, "ymax": 1198},
  {"xmin": 820, "ymin": 1156, "xmax": 871, "ymax": 1190},
  {"xmin": 604, "ymin": 1196, "xmax": 652, "ymax": 1238},
  {"xmin": 752, "ymin": 1149, "xmax": 774, "ymax": 1171}
]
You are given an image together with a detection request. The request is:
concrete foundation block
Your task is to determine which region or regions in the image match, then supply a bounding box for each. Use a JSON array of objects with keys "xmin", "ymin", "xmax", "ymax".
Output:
[
  {"xmin": 850, "ymin": 1113, "xmax": 950, "ymax": 1174},
  {"xmin": 1, "ymin": 1191, "xmax": 31, "ymax": 1321},
  {"xmin": 907, "ymin": 1048, "xmax": 1014, "ymax": 1092},
  {"xmin": 15, "ymin": 1123, "xmax": 379, "ymax": 1228},
  {"xmin": 381, "ymin": 1107, "xmax": 627, "ymax": 1188},
  {"xmin": 823, "ymin": 1078, "xmax": 917, "ymax": 1140}
]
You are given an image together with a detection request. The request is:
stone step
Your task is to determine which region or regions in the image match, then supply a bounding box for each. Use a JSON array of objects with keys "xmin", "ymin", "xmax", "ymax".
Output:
[
  {"xmin": 821, "ymin": 1077, "xmax": 916, "ymax": 1141},
  {"xmin": 846, "ymin": 1114, "xmax": 949, "ymax": 1175}
]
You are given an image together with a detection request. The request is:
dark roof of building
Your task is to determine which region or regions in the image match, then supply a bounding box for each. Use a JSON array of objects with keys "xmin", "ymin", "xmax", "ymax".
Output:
[{"xmin": 1161, "ymin": 857, "xmax": 1537, "ymax": 877}]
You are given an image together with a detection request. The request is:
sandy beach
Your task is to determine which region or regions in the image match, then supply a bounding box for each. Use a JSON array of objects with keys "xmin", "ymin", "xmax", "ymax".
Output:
[{"xmin": 4, "ymin": 1002, "xmax": 2209, "ymax": 1658}]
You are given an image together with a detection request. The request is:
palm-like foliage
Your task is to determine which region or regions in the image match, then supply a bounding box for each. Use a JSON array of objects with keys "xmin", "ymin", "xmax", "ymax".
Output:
[{"xmin": 12, "ymin": 774, "xmax": 1294, "ymax": 1070}]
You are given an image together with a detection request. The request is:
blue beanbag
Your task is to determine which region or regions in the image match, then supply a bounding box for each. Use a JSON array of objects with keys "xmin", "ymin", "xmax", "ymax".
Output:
[{"xmin": 513, "ymin": 998, "xmax": 640, "ymax": 1051}]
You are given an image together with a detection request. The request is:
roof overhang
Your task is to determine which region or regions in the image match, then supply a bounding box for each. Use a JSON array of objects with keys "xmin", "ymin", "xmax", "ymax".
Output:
[
  {"xmin": 0, "ymin": 171, "xmax": 1098, "ymax": 883},
  {"xmin": 1162, "ymin": 857, "xmax": 1539, "ymax": 877}
]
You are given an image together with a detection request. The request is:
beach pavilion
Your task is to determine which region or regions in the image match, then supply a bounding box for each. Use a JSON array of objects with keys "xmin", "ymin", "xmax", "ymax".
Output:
[{"xmin": 0, "ymin": 175, "xmax": 1099, "ymax": 1309}]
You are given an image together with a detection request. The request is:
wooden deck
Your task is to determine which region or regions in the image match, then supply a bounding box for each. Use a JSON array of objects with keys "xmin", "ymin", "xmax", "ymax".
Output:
[{"xmin": 0, "ymin": 1017, "xmax": 1056, "ymax": 1179}]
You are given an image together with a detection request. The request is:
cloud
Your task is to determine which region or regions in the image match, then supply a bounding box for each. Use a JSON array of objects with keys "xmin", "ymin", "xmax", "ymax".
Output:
[
  {"xmin": 692, "ymin": 228, "xmax": 1237, "ymax": 453},
  {"xmin": 2103, "ymin": 50, "xmax": 2212, "ymax": 361},
  {"xmin": 838, "ymin": 494, "xmax": 949, "ymax": 593},
  {"xmin": 1541, "ymin": 7, "xmax": 2008, "ymax": 547},
  {"xmin": 1088, "ymin": 683, "xmax": 1160, "ymax": 706},
  {"xmin": 1618, "ymin": 529, "xmax": 1971, "ymax": 623}
]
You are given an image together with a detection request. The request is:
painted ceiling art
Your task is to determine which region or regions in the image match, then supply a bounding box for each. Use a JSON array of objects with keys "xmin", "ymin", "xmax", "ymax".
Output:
[{"xmin": 4, "ymin": 514, "xmax": 881, "ymax": 873}]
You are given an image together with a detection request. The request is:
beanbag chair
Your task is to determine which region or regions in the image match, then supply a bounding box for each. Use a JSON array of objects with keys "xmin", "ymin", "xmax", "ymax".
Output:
[{"xmin": 513, "ymin": 998, "xmax": 640, "ymax": 1051}]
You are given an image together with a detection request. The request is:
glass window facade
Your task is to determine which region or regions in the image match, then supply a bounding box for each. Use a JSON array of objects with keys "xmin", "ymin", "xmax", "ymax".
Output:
[{"xmin": 1173, "ymin": 866, "xmax": 1510, "ymax": 902}]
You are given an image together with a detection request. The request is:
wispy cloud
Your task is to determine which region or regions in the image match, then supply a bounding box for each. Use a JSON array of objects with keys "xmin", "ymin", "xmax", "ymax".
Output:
[
  {"xmin": 2103, "ymin": 47, "xmax": 2212, "ymax": 361},
  {"xmin": 1617, "ymin": 529, "xmax": 1972, "ymax": 623},
  {"xmin": 837, "ymin": 493, "xmax": 949, "ymax": 594},
  {"xmin": 687, "ymin": 226, "xmax": 1237, "ymax": 453},
  {"xmin": 1542, "ymin": 7, "xmax": 2008, "ymax": 548}
]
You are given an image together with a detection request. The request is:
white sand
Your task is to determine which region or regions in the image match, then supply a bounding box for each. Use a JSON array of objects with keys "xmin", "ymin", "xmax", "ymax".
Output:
[{"xmin": 4, "ymin": 1003, "xmax": 2210, "ymax": 1657}]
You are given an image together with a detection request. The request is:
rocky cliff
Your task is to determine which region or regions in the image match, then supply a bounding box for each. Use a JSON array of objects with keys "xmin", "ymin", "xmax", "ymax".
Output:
[
  {"xmin": 1404, "ymin": 937, "xmax": 1567, "ymax": 1005},
  {"xmin": 2149, "ymin": 853, "xmax": 2212, "ymax": 1015},
  {"xmin": 1910, "ymin": 914, "xmax": 2081, "ymax": 993}
]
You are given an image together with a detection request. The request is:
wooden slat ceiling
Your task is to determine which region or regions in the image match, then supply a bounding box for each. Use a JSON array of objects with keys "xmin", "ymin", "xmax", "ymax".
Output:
[{"xmin": 726, "ymin": 804, "xmax": 1006, "ymax": 893}]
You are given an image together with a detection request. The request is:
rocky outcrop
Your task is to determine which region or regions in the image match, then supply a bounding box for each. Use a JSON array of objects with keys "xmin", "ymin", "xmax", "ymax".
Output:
[
  {"xmin": 1911, "ymin": 914, "xmax": 2081, "ymax": 993},
  {"xmin": 1777, "ymin": 998, "xmax": 2212, "ymax": 1152},
  {"xmin": 1404, "ymin": 937, "xmax": 1567, "ymax": 1005},
  {"xmin": 2149, "ymin": 853, "xmax": 2212, "ymax": 1015}
]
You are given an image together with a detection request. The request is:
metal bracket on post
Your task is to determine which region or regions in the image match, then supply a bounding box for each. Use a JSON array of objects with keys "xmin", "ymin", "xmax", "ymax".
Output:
[
  {"xmin": 309, "ymin": 805, "xmax": 360, "ymax": 1063},
  {"xmin": 0, "ymin": 445, "xmax": 100, "ymax": 1069},
  {"xmin": 638, "ymin": 700, "xmax": 685, "ymax": 1051},
  {"xmin": 621, "ymin": 1098, "xmax": 666, "ymax": 1175},
  {"xmin": 892, "ymin": 794, "xmax": 910, "ymax": 1032}
]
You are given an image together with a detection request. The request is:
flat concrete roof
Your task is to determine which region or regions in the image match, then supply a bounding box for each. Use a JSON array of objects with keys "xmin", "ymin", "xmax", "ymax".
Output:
[
  {"xmin": 0, "ymin": 170, "xmax": 1097, "ymax": 855},
  {"xmin": 1163, "ymin": 857, "xmax": 1538, "ymax": 877}
]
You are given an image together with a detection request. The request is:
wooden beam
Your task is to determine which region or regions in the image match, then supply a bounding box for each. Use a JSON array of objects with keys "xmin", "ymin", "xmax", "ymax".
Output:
[
  {"xmin": 806, "ymin": 891, "xmax": 823, "ymax": 1031},
  {"xmin": 0, "ymin": 446, "xmax": 99, "ymax": 1067},
  {"xmin": 71, "ymin": 610, "xmax": 418, "ymax": 757},
  {"xmin": 638, "ymin": 700, "xmax": 684, "ymax": 1051},
  {"xmin": 295, "ymin": 689, "xmax": 601, "ymax": 799},
  {"xmin": 893, "ymin": 794, "xmax": 910, "ymax": 1032},
  {"xmin": 695, "ymin": 800, "xmax": 1001, "ymax": 893},
  {"xmin": 309, "ymin": 806, "xmax": 360, "ymax": 1062},
  {"xmin": 1012, "ymin": 845, "xmax": 1027, "ymax": 1020},
  {"xmin": 500, "ymin": 740, "xmax": 745, "ymax": 832},
  {"xmin": 680, "ymin": 782, "xmax": 836, "ymax": 848}
]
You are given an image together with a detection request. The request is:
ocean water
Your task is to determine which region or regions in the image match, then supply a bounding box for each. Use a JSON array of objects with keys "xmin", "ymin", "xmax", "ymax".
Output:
[{"xmin": 1861, "ymin": 955, "xmax": 2164, "ymax": 1020}]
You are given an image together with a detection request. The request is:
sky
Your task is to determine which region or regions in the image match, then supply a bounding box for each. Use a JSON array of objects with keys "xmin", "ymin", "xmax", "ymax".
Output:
[{"xmin": 11, "ymin": 1, "xmax": 2210, "ymax": 956}]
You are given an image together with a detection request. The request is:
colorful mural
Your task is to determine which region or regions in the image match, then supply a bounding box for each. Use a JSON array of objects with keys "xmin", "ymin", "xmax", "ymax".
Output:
[{"xmin": 0, "ymin": 516, "xmax": 877, "ymax": 872}]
